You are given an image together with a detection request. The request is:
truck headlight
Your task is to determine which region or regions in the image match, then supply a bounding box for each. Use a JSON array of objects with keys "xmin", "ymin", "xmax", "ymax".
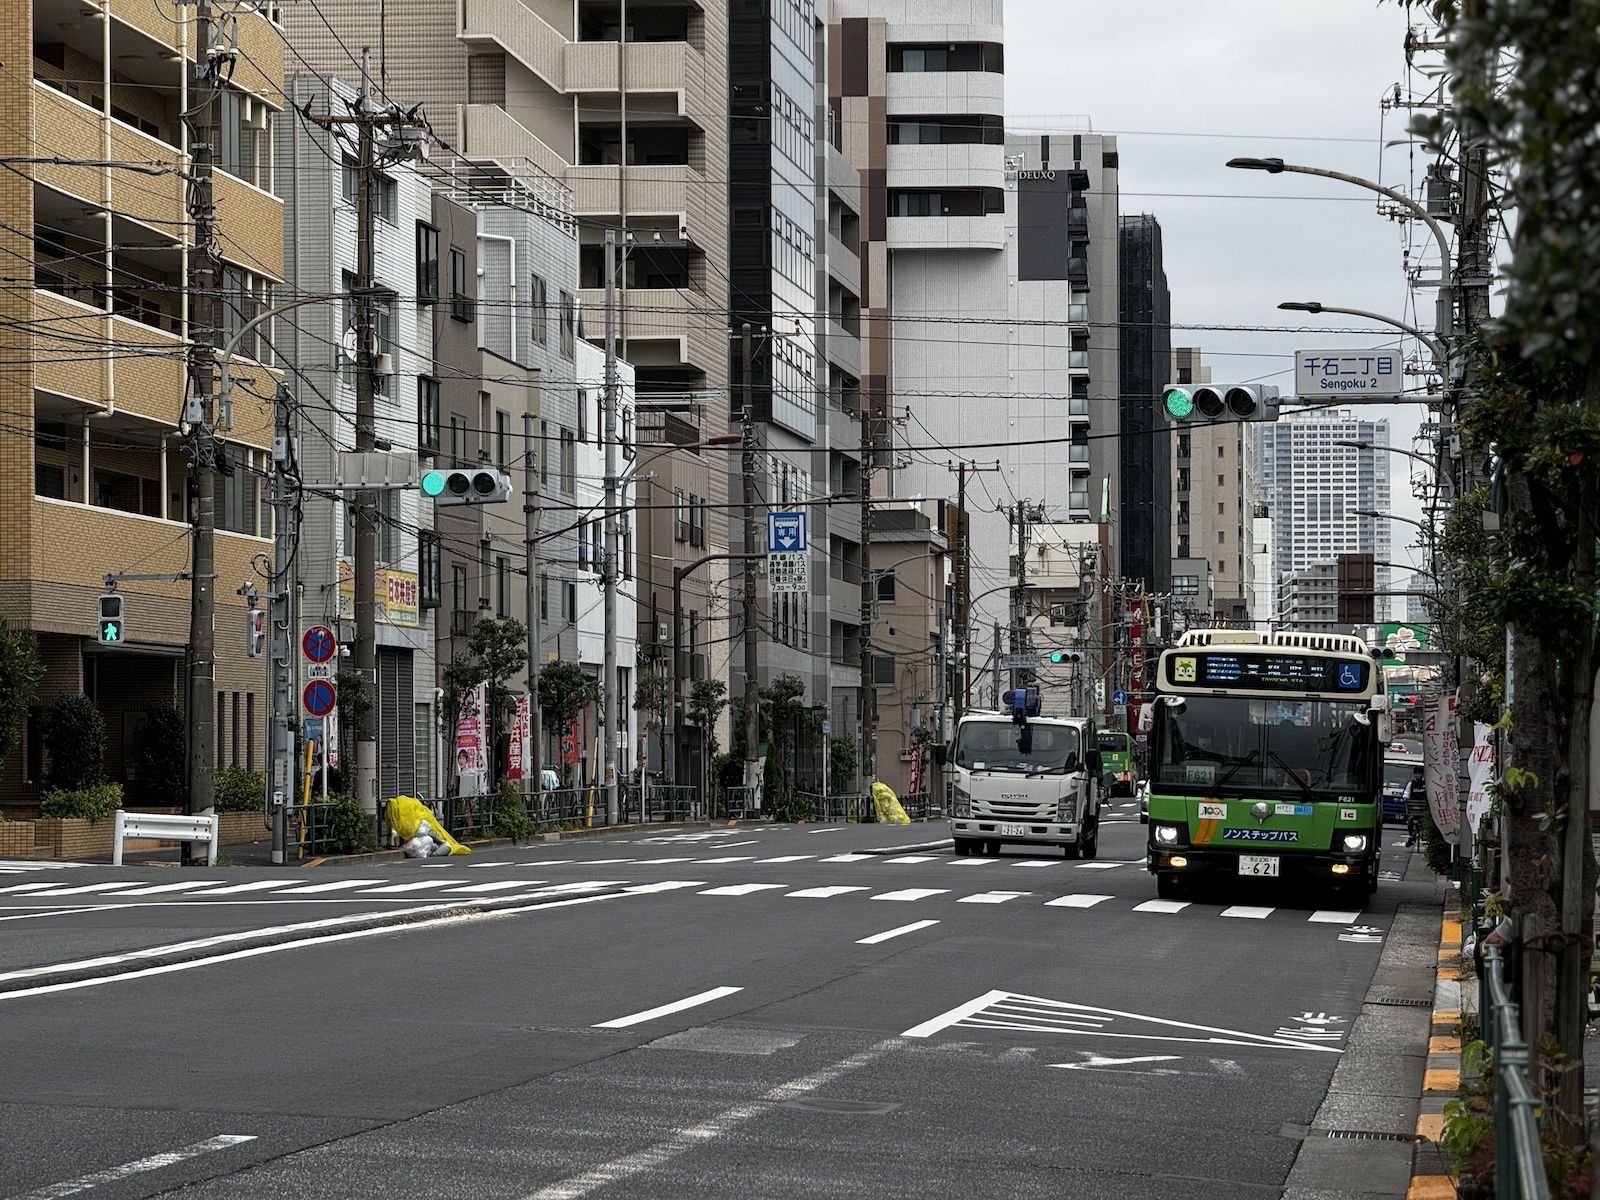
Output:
[
  {"xmin": 953, "ymin": 785, "xmax": 971, "ymax": 819},
  {"xmin": 1155, "ymin": 824, "xmax": 1179, "ymax": 845},
  {"xmin": 1342, "ymin": 833, "xmax": 1368, "ymax": 852},
  {"xmin": 1057, "ymin": 798, "xmax": 1076, "ymax": 824}
]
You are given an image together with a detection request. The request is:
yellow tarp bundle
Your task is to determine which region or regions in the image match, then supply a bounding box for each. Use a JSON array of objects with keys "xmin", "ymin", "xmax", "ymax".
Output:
[
  {"xmin": 871, "ymin": 782, "xmax": 910, "ymax": 825},
  {"xmin": 387, "ymin": 795, "xmax": 471, "ymax": 855}
]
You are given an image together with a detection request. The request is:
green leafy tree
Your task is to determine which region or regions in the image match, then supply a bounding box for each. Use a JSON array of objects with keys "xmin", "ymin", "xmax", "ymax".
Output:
[
  {"xmin": 759, "ymin": 674, "xmax": 806, "ymax": 805},
  {"xmin": 687, "ymin": 678, "xmax": 728, "ymax": 800},
  {"xmin": 1406, "ymin": 0, "xmax": 1600, "ymax": 1140},
  {"xmin": 537, "ymin": 659, "xmax": 599, "ymax": 786},
  {"xmin": 44, "ymin": 694, "xmax": 106, "ymax": 792},
  {"xmin": 828, "ymin": 735, "xmax": 857, "ymax": 796},
  {"xmin": 0, "ymin": 619, "xmax": 43, "ymax": 776},
  {"xmin": 333, "ymin": 668, "xmax": 372, "ymax": 782},
  {"xmin": 134, "ymin": 704, "xmax": 186, "ymax": 808},
  {"xmin": 633, "ymin": 667, "xmax": 670, "ymax": 779}
]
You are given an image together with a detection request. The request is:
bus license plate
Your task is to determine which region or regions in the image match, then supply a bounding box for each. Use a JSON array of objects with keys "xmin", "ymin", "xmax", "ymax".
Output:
[
  {"xmin": 1000, "ymin": 824, "xmax": 1028, "ymax": 836},
  {"xmin": 1239, "ymin": 855, "xmax": 1280, "ymax": 878}
]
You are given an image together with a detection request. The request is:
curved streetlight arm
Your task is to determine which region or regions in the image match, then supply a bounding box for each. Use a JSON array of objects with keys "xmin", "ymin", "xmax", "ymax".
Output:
[
  {"xmin": 216, "ymin": 291, "xmax": 360, "ymax": 421},
  {"xmin": 1279, "ymin": 302, "xmax": 1446, "ymax": 371},
  {"xmin": 1353, "ymin": 508, "xmax": 1434, "ymax": 537},
  {"xmin": 1334, "ymin": 439, "xmax": 1445, "ymax": 477}
]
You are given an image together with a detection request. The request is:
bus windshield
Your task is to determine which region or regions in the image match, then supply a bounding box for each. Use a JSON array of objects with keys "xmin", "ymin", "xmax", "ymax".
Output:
[
  {"xmin": 1152, "ymin": 695, "xmax": 1378, "ymax": 796},
  {"xmin": 955, "ymin": 721, "xmax": 1082, "ymax": 775},
  {"xmin": 1096, "ymin": 732, "xmax": 1131, "ymax": 756}
]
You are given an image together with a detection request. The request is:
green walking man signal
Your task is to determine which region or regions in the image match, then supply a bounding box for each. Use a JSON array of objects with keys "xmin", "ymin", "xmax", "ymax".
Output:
[{"xmin": 97, "ymin": 593, "xmax": 124, "ymax": 645}]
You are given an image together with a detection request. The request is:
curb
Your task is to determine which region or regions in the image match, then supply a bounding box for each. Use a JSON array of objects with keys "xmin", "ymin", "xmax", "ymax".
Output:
[
  {"xmin": 1409, "ymin": 907, "xmax": 1464, "ymax": 1198},
  {"xmin": 319, "ymin": 817, "xmax": 721, "ymax": 866},
  {"xmin": 0, "ymin": 884, "xmax": 636, "ymax": 995}
]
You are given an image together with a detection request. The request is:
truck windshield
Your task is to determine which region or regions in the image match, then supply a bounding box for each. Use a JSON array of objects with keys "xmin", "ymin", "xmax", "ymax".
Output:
[
  {"xmin": 955, "ymin": 722, "xmax": 1081, "ymax": 774},
  {"xmin": 1152, "ymin": 695, "xmax": 1377, "ymax": 796}
]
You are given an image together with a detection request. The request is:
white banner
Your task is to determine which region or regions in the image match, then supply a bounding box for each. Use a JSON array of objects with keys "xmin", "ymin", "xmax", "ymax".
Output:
[
  {"xmin": 1467, "ymin": 722, "xmax": 1496, "ymax": 836},
  {"xmin": 1425, "ymin": 696, "xmax": 1461, "ymax": 843}
]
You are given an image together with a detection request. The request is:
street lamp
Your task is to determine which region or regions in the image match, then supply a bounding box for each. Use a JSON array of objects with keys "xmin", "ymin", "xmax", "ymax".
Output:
[
  {"xmin": 1353, "ymin": 508, "xmax": 1436, "ymax": 544},
  {"xmin": 1228, "ymin": 157, "xmax": 1452, "ymax": 357},
  {"xmin": 1334, "ymin": 439, "xmax": 1447, "ymax": 489},
  {"xmin": 1277, "ymin": 301, "xmax": 1446, "ymax": 374}
]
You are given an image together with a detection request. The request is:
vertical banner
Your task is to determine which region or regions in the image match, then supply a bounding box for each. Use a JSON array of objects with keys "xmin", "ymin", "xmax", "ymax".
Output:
[
  {"xmin": 1467, "ymin": 722, "xmax": 1496, "ymax": 836},
  {"xmin": 561, "ymin": 712, "xmax": 584, "ymax": 766},
  {"xmin": 455, "ymin": 682, "xmax": 487, "ymax": 797},
  {"xmin": 1424, "ymin": 695, "xmax": 1461, "ymax": 843},
  {"xmin": 908, "ymin": 745, "xmax": 923, "ymax": 795},
  {"xmin": 507, "ymin": 694, "xmax": 530, "ymax": 780},
  {"xmin": 1127, "ymin": 602, "xmax": 1145, "ymax": 732},
  {"xmin": 325, "ymin": 706, "xmax": 340, "ymax": 771}
]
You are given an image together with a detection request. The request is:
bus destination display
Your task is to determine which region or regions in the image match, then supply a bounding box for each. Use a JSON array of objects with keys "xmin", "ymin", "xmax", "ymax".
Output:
[{"xmin": 1167, "ymin": 652, "xmax": 1369, "ymax": 693}]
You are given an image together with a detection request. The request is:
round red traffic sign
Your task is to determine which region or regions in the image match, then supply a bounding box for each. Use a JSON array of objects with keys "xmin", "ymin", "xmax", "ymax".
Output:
[
  {"xmin": 302, "ymin": 625, "xmax": 337, "ymax": 664},
  {"xmin": 302, "ymin": 679, "xmax": 337, "ymax": 717}
]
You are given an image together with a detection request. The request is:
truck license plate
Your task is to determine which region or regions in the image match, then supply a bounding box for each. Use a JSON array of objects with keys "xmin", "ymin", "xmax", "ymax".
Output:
[
  {"xmin": 1000, "ymin": 824, "xmax": 1028, "ymax": 837},
  {"xmin": 1238, "ymin": 855, "xmax": 1280, "ymax": 878}
]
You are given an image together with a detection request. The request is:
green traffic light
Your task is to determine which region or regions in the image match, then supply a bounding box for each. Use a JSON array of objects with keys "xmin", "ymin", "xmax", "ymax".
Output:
[
  {"xmin": 1163, "ymin": 388, "xmax": 1194, "ymax": 418},
  {"xmin": 420, "ymin": 471, "xmax": 446, "ymax": 497},
  {"xmin": 1050, "ymin": 651, "xmax": 1064, "ymax": 664}
]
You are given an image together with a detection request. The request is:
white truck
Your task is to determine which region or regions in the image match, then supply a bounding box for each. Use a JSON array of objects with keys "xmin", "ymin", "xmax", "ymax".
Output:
[{"xmin": 945, "ymin": 704, "xmax": 1103, "ymax": 858}]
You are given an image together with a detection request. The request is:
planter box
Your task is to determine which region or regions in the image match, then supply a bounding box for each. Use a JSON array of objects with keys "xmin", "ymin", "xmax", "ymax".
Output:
[
  {"xmin": 217, "ymin": 809, "xmax": 267, "ymax": 845},
  {"xmin": 0, "ymin": 823, "xmax": 36, "ymax": 857},
  {"xmin": 34, "ymin": 817, "xmax": 116, "ymax": 860}
]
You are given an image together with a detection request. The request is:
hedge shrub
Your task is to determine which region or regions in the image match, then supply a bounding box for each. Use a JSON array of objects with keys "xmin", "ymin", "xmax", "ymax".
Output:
[
  {"xmin": 214, "ymin": 767, "xmax": 266, "ymax": 812},
  {"xmin": 40, "ymin": 783, "xmax": 123, "ymax": 822},
  {"xmin": 44, "ymin": 694, "xmax": 106, "ymax": 791},
  {"xmin": 323, "ymin": 794, "xmax": 377, "ymax": 855}
]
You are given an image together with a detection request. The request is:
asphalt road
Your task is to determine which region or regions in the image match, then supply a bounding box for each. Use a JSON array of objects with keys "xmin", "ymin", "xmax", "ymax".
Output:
[{"xmin": 0, "ymin": 812, "xmax": 1434, "ymax": 1199}]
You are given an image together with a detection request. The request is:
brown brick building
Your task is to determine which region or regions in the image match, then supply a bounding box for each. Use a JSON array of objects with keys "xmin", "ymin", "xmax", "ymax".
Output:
[{"xmin": 0, "ymin": 1, "xmax": 285, "ymax": 808}]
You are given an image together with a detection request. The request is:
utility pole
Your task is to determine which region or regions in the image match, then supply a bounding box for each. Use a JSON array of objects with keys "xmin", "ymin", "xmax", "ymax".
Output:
[
  {"xmin": 741, "ymin": 324, "xmax": 761, "ymax": 800},
  {"xmin": 602, "ymin": 229, "xmax": 620, "ymax": 825},
  {"xmin": 524, "ymin": 412, "xmax": 542, "ymax": 796},
  {"xmin": 991, "ymin": 621, "xmax": 1002, "ymax": 709},
  {"xmin": 182, "ymin": 0, "xmax": 226, "ymax": 850},
  {"xmin": 858, "ymin": 394, "xmax": 876, "ymax": 787},
  {"xmin": 267, "ymin": 386, "xmax": 295, "ymax": 864},
  {"xmin": 351, "ymin": 52, "xmax": 379, "ymax": 820},
  {"xmin": 1009, "ymin": 502, "xmax": 1031, "ymax": 694},
  {"xmin": 950, "ymin": 458, "xmax": 999, "ymax": 722}
]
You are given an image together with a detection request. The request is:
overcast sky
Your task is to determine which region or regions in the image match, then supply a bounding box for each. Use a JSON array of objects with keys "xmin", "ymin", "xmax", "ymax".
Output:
[{"xmin": 1004, "ymin": 0, "xmax": 1434, "ymax": 572}]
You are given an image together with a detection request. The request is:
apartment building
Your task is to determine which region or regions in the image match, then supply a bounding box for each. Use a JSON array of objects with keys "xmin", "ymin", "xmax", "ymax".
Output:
[
  {"xmin": 1, "ymin": 2, "xmax": 285, "ymax": 806},
  {"xmin": 1118, "ymin": 213, "xmax": 1171, "ymax": 594}
]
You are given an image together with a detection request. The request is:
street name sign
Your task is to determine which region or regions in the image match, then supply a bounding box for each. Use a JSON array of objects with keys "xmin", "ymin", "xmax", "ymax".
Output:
[{"xmin": 1294, "ymin": 349, "xmax": 1403, "ymax": 398}]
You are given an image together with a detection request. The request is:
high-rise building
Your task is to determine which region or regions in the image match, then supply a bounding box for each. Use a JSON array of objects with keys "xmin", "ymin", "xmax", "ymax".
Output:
[
  {"xmin": 1118, "ymin": 214, "xmax": 1171, "ymax": 594},
  {"xmin": 1, "ymin": 5, "xmax": 285, "ymax": 806},
  {"xmin": 1254, "ymin": 410, "xmax": 1393, "ymax": 624},
  {"xmin": 1170, "ymin": 347, "xmax": 1254, "ymax": 623}
]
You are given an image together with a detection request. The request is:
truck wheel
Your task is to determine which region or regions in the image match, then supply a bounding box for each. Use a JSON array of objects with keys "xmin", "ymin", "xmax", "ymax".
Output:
[
  {"xmin": 1062, "ymin": 839, "xmax": 1081, "ymax": 860},
  {"xmin": 1156, "ymin": 873, "xmax": 1183, "ymax": 900},
  {"xmin": 953, "ymin": 838, "xmax": 977, "ymax": 857},
  {"xmin": 984, "ymin": 840, "xmax": 1000, "ymax": 856},
  {"xmin": 1081, "ymin": 817, "xmax": 1099, "ymax": 860}
]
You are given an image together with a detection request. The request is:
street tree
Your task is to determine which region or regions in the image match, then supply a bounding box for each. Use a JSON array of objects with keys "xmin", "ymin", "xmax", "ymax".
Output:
[
  {"xmin": 0, "ymin": 618, "xmax": 43, "ymax": 777},
  {"xmin": 538, "ymin": 660, "xmax": 598, "ymax": 786},
  {"xmin": 759, "ymin": 674, "xmax": 806, "ymax": 803},
  {"xmin": 687, "ymin": 678, "xmax": 728, "ymax": 799},
  {"xmin": 442, "ymin": 618, "xmax": 529, "ymax": 789},
  {"xmin": 1412, "ymin": 0, "xmax": 1600, "ymax": 1143},
  {"xmin": 633, "ymin": 667, "xmax": 670, "ymax": 778}
]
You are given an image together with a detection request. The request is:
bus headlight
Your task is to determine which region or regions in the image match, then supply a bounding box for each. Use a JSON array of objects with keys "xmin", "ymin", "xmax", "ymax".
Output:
[
  {"xmin": 953, "ymin": 785, "xmax": 971, "ymax": 819},
  {"xmin": 1057, "ymin": 798, "xmax": 1076, "ymax": 824},
  {"xmin": 1155, "ymin": 825, "xmax": 1180, "ymax": 845},
  {"xmin": 1342, "ymin": 833, "xmax": 1368, "ymax": 853}
]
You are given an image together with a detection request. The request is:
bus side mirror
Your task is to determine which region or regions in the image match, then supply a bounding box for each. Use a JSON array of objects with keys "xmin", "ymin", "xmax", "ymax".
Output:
[{"xmin": 933, "ymin": 744, "xmax": 948, "ymax": 766}]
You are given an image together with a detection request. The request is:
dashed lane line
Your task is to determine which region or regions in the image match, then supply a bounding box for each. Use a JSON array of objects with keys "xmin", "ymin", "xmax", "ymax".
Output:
[
  {"xmin": 957, "ymin": 891, "xmax": 1031, "ymax": 905},
  {"xmin": 872, "ymin": 888, "xmax": 949, "ymax": 902},
  {"xmin": 592, "ymin": 985, "xmax": 744, "ymax": 1030},
  {"xmin": 786, "ymin": 885, "xmax": 869, "ymax": 899},
  {"xmin": 1044, "ymin": 894, "xmax": 1114, "ymax": 908},
  {"xmin": 1133, "ymin": 899, "xmax": 1191, "ymax": 914}
]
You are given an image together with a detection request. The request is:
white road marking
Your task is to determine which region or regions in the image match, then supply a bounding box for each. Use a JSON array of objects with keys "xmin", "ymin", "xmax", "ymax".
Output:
[
  {"xmin": 472, "ymin": 859, "xmax": 572, "ymax": 867},
  {"xmin": 446, "ymin": 880, "xmax": 554, "ymax": 894},
  {"xmin": 902, "ymin": 989, "xmax": 1012, "ymax": 1037},
  {"xmin": 1010, "ymin": 860, "xmax": 1060, "ymax": 868},
  {"xmin": 786, "ymin": 886, "xmax": 868, "ymax": 899},
  {"xmin": 574, "ymin": 858, "xmax": 633, "ymax": 865},
  {"xmin": 716, "ymin": 840, "xmax": 761, "ymax": 848},
  {"xmin": 1075, "ymin": 862, "xmax": 1127, "ymax": 870},
  {"xmin": 820, "ymin": 853, "xmax": 873, "ymax": 862},
  {"xmin": 1220, "ymin": 906, "xmax": 1274, "ymax": 919},
  {"xmin": 8, "ymin": 1134, "xmax": 257, "ymax": 1199},
  {"xmin": 856, "ymin": 920, "xmax": 940, "ymax": 945},
  {"xmin": 592, "ymin": 985, "xmax": 744, "ymax": 1029},
  {"xmin": 621, "ymin": 881, "xmax": 706, "ymax": 894},
  {"xmin": 109, "ymin": 876, "xmax": 227, "ymax": 896},
  {"xmin": 1133, "ymin": 899, "xmax": 1190, "ymax": 914},
  {"xmin": 522, "ymin": 1039, "xmax": 900, "ymax": 1200},
  {"xmin": 757, "ymin": 855, "xmax": 816, "ymax": 863},
  {"xmin": 695, "ymin": 856, "xmax": 757, "ymax": 864},
  {"xmin": 871, "ymin": 888, "xmax": 947, "ymax": 902},
  {"xmin": 886, "ymin": 855, "xmax": 940, "ymax": 864},
  {"xmin": 22, "ymin": 881, "xmax": 152, "ymax": 897},
  {"xmin": 1045, "ymin": 894, "xmax": 1113, "ymax": 908},
  {"xmin": 0, "ymin": 906, "xmax": 111, "ymax": 923},
  {"xmin": 698, "ymin": 883, "xmax": 786, "ymax": 897},
  {"xmin": 0, "ymin": 882, "xmax": 83, "ymax": 895},
  {"xmin": 190, "ymin": 880, "xmax": 302, "ymax": 896},
  {"xmin": 271, "ymin": 879, "xmax": 386, "ymax": 895},
  {"xmin": 957, "ymin": 891, "xmax": 1031, "ymax": 905},
  {"xmin": 629, "ymin": 857, "xmax": 694, "ymax": 865},
  {"xmin": 806, "ymin": 827, "xmax": 849, "ymax": 834},
  {"xmin": 359, "ymin": 880, "xmax": 460, "ymax": 894},
  {"xmin": 1051, "ymin": 1054, "xmax": 1181, "ymax": 1072},
  {"xmin": 946, "ymin": 858, "xmax": 996, "ymax": 867},
  {"xmin": 1309, "ymin": 910, "xmax": 1363, "ymax": 924}
]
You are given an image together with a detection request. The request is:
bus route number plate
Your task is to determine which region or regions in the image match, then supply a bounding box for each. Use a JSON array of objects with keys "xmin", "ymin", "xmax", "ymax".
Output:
[{"xmin": 1239, "ymin": 855, "xmax": 1280, "ymax": 878}]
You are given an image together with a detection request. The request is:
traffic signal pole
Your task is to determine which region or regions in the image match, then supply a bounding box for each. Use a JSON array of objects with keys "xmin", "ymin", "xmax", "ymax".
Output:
[
  {"xmin": 603, "ymin": 228, "xmax": 620, "ymax": 825},
  {"xmin": 351, "ymin": 56, "xmax": 379, "ymax": 821},
  {"xmin": 268, "ymin": 387, "xmax": 294, "ymax": 864}
]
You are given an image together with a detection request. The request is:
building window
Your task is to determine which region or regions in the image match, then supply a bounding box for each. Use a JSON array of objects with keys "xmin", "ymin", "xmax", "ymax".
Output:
[
  {"xmin": 1217, "ymin": 473, "xmax": 1225, "ymax": 486},
  {"xmin": 876, "ymin": 571, "xmax": 896, "ymax": 603},
  {"xmin": 452, "ymin": 564, "xmax": 467, "ymax": 616},
  {"xmin": 1217, "ymin": 501, "xmax": 1225, "ymax": 515},
  {"xmin": 1218, "ymin": 531, "xmax": 1226, "ymax": 545},
  {"xmin": 560, "ymin": 291, "xmax": 576, "ymax": 359},
  {"xmin": 450, "ymin": 248, "xmax": 473, "ymax": 322},
  {"xmin": 416, "ymin": 223, "xmax": 439, "ymax": 301},
  {"xmin": 674, "ymin": 490, "xmax": 688, "ymax": 543},
  {"xmin": 560, "ymin": 430, "xmax": 575, "ymax": 494},
  {"xmin": 219, "ymin": 88, "xmax": 272, "ymax": 187},
  {"xmin": 1217, "ymin": 445, "xmax": 1226, "ymax": 459},
  {"xmin": 496, "ymin": 409, "xmax": 510, "ymax": 468},
  {"xmin": 577, "ymin": 388, "xmax": 588, "ymax": 443},
  {"xmin": 530, "ymin": 274, "xmax": 548, "ymax": 345},
  {"xmin": 496, "ymin": 556, "xmax": 509, "ymax": 617},
  {"xmin": 419, "ymin": 531, "xmax": 442, "ymax": 609},
  {"xmin": 562, "ymin": 582, "xmax": 577, "ymax": 623},
  {"xmin": 417, "ymin": 376, "xmax": 440, "ymax": 455}
]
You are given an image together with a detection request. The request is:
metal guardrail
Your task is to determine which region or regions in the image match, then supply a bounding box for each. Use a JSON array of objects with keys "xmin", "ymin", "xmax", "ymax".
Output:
[
  {"xmin": 295, "ymin": 800, "xmax": 348, "ymax": 857},
  {"xmin": 1480, "ymin": 943, "xmax": 1551, "ymax": 1199},
  {"xmin": 625, "ymin": 784, "xmax": 697, "ymax": 823},
  {"xmin": 797, "ymin": 792, "xmax": 872, "ymax": 823}
]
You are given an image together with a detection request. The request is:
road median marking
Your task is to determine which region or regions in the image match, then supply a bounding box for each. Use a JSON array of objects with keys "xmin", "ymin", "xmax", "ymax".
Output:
[
  {"xmin": 593, "ymin": 985, "xmax": 744, "ymax": 1029},
  {"xmin": 5, "ymin": 1134, "xmax": 256, "ymax": 1199}
]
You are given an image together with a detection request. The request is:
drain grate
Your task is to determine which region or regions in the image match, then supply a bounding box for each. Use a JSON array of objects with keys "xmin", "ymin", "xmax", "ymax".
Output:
[
  {"xmin": 1324, "ymin": 1129, "xmax": 1418, "ymax": 1143},
  {"xmin": 1368, "ymin": 996, "xmax": 1433, "ymax": 1008}
]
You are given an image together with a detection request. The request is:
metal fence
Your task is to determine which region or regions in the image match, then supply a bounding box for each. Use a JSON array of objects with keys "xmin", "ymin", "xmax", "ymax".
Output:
[
  {"xmin": 624, "ymin": 784, "xmax": 698, "ymax": 824},
  {"xmin": 293, "ymin": 800, "xmax": 347, "ymax": 857},
  {"xmin": 1480, "ymin": 943, "xmax": 1551, "ymax": 1199}
]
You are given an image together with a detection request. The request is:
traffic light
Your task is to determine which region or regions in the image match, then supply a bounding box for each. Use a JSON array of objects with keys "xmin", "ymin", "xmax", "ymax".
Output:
[
  {"xmin": 419, "ymin": 468, "xmax": 512, "ymax": 506},
  {"xmin": 1161, "ymin": 383, "xmax": 1280, "ymax": 425},
  {"xmin": 97, "ymin": 593, "xmax": 124, "ymax": 645},
  {"xmin": 1049, "ymin": 649, "xmax": 1083, "ymax": 665},
  {"xmin": 246, "ymin": 608, "xmax": 266, "ymax": 658}
]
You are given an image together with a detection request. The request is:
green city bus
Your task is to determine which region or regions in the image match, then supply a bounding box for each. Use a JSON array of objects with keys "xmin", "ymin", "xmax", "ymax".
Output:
[
  {"xmin": 1095, "ymin": 730, "xmax": 1136, "ymax": 796},
  {"xmin": 1144, "ymin": 630, "xmax": 1387, "ymax": 903}
]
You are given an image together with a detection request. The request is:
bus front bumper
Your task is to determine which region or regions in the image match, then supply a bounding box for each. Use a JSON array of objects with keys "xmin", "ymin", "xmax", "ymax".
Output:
[{"xmin": 1146, "ymin": 846, "xmax": 1376, "ymax": 883}]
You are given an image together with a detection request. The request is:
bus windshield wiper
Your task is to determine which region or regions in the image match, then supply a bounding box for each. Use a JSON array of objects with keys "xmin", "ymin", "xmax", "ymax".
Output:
[
  {"xmin": 1268, "ymin": 750, "xmax": 1316, "ymax": 800},
  {"xmin": 1213, "ymin": 749, "xmax": 1260, "ymax": 790}
]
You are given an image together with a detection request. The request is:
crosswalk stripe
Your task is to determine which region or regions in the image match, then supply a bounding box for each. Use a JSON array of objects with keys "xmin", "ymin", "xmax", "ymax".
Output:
[
  {"xmin": 820, "ymin": 854, "xmax": 873, "ymax": 863},
  {"xmin": 1044, "ymin": 894, "xmax": 1113, "ymax": 908},
  {"xmin": 1133, "ymin": 899, "xmax": 1190, "ymax": 914},
  {"xmin": 757, "ymin": 855, "xmax": 815, "ymax": 863},
  {"xmin": 696, "ymin": 856, "xmax": 756, "ymax": 864},
  {"xmin": 946, "ymin": 858, "xmax": 995, "ymax": 867},
  {"xmin": 577, "ymin": 859, "xmax": 633, "ymax": 865},
  {"xmin": 957, "ymin": 891, "xmax": 1031, "ymax": 905},
  {"xmin": 630, "ymin": 857, "xmax": 694, "ymax": 865},
  {"xmin": 1309, "ymin": 910, "xmax": 1362, "ymax": 924},
  {"xmin": 787, "ymin": 885, "xmax": 869, "ymax": 899},
  {"xmin": 886, "ymin": 855, "xmax": 940, "ymax": 864},
  {"xmin": 0, "ymin": 882, "xmax": 79, "ymax": 895},
  {"xmin": 1075, "ymin": 862, "xmax": 1126, "ymax": 870},
  {"xmin": 361, "ymin": 880, "xmax": 459, "ymax": 894},
  {"xmin": 699, "ymin": 883, "xmax": 786, "ymax": 896},
  {"xmin": 1010, "ymin": 860, "xmax": 1060, "ymax": 868},
  {"xmin": 872, "ymin": 888, "xmax": 948, "ymax": 902},
  {"xmin": 271, "ymin": 879, "xmax": 386, "ymax": 895},
  {"xmin": 446, "ymin": 880, "xmax": 553, "ymax": 893},
  {"xmin": 23, "ymin": 881, "xmax": 151, "ymax": 897},
  {"xmin": 1220, "ymin": 905, "xmax": 1274, "ymax": 919},
  {"xmin": 190, "ymin": 880, "xmax": 303, "ymax": 896},
  {"xmin": 622, "ymin": 881, "xmax": 706, "ymax": 894},
  {"xmin": 109, "ymin": 880, "xmax": 227, "ymax": 896}
]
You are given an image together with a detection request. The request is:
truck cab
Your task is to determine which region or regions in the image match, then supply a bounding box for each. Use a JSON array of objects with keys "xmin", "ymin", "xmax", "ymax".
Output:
[{"xmin": 947, "ymin": 696, "xmax": 1102, "ymax": 858}]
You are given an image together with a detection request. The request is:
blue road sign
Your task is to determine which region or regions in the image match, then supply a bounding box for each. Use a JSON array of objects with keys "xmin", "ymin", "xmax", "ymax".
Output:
[
  {"xmin": 1112, "ymin": 689, "xmax": 1127, "ymax": 707},
  {"xmin": 303, "ymin": 679, "xmax": 337, "ymax": 717},
  {"xmin": 766, "ymin": 511, "xmax": 807, "ymax": 554},
  {"xmin": 302, "ymin": 625, "xmax": 337, "ymax": 663}
]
